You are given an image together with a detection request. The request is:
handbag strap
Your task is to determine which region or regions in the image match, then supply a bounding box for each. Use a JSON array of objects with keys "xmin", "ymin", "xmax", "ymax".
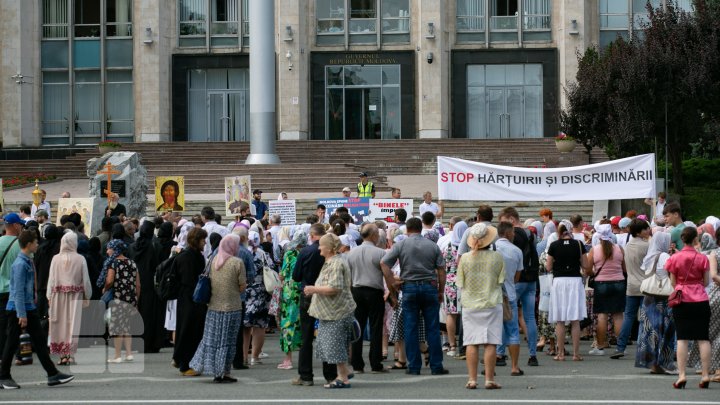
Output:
[
  {"xmin": 592, "ymin": 245, "xmax": 608, "ymax": 278},
  {"xmin": 651, "ymin": 254, "xmax": 661, "ymax": 275},
  {"xmin": 0, "ymin": 237, "xmax": 18, "ymax": 267}
]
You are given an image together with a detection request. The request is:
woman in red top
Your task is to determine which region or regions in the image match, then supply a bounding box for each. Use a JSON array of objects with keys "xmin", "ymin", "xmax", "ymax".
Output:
[{"xmin": 665, "ymin": 227, "xmax": 711, "ymax": 389}]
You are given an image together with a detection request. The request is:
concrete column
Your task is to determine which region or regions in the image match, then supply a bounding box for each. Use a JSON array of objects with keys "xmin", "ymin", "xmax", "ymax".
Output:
[
  {"xmin": 557, "ymin": 0, "xmax": 593, "ymax": 109},
  {"xmin": 246, "ymin": 0, "xmax": 280, "ymax": 164},
  {"xmin": 417, "ymin": 0, "xmax": 449, "ymax": 139},
  {"xmin": 133, "ymin": 0, "xmax": 173, "ymax": 142},
  {"xmin": 277, "ymin": 0, "xmax": 309, "ymax": 141},
  {"xmin": 0, "ymin": 0, "xmax": 41, "ymax": 147}
]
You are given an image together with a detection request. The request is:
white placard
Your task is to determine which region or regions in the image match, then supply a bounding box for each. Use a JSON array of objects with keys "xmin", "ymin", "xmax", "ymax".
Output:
[
  {"xmin": 368, "ymin": 199, "xmax": 413, "ymax": 222},
  {"xmin": 438, "ymin": 154, "xmax": 656, "ymax": 201},
  {"xmin": 269, "ymin": 200, "xmax": 297, "ymax": 226}
]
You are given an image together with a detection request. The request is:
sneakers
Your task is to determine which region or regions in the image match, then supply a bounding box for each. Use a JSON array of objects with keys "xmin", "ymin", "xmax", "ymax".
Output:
[
  {"xmin": 588, "ymin": 348, "xmax": 605, "ymax": 356},
  {"xmin": 258, "ymin": 352, "xmax": 269, "ymax": 359},
  {"xmin": 0, "ymin": 378, "xmax": 20, "ymax": 389},
  {"xmin": 446, "ymin": 349, "xmax": 456, "ymax": 357},
  {"xmin": 442, "ymin": 342, "xmax": 451, "ymax": 352},
  {"xmin": 291, "ymin": 377, "xmax": 314, "ymax": 386},
  {"xmin": 527, "ymin": 356, "xmax": 539, "ymax": 367},
  {"xmin": 610, "ymin": 350, "xmax": 625, "ymax": 359},
  {"xmin": 431, "ymin": 368, "xmax": 450, "ymax": 375},
  {"xmin": 107, "ymin": 357, "xmax": 123, "ymax": 364},
  {"xmin": 249, "ymin": 357, "xmax": 262, "ymax": 365},
  {"xmin": 48, "ymin": 372, "xmax": 74, "ymax": 387}
]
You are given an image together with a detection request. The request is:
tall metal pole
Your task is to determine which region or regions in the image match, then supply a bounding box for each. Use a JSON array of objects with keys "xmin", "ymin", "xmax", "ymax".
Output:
[
  {"xmin": 664, "ymin": 101, "xmax": 668, "ymax": 193},
  {"xmin": 245, "ymin": 0, "xmax": 281, "ymax": 164}
]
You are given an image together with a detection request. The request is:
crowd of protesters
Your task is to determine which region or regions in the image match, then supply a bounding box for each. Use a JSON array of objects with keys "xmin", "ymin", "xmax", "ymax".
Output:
[{"xmin": 0, "ymin": 186, "xmax": 718, "ymax": 392}]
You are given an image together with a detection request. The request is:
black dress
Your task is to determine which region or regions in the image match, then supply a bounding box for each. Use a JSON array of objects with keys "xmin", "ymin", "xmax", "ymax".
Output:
[
  {"xmin": 128, "ymin": 239, "xmax": 167, "ymax": 353},
  {"xmin": 173, "ymin": 247, "xmax": 207, "ymax": 372}
]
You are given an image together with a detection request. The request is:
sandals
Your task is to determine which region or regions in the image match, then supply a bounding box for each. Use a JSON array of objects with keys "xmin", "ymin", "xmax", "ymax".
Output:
[
  {"xmin": 390, "ymin": 361, "xmax": 407, "ymax": 370},
  {"xmin": 324, "ymin": 379, "xmax": 351, "ymax": 389},
  {"xmin": 573, "ymin": 355, "xmax": 584, "ymax": 362},
  {"xmin": 57, "ymin": 357, "xmax": 69, "ymax": 366},
  {"xmin": 485, "ymin": 380, "xmax": 502, "ymax": 390},
  {"xmin": 466, "ymin": 380, "xmax": 478, "ymax": 389},
  {"xmin": 553, "ymin": 352, "xmax": 565, "ymax": 361}
]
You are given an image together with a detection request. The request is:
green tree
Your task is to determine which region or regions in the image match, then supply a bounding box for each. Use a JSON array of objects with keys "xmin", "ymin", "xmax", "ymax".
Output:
[{"xmin": 562, "ymin": 0, "xmax": 720, "ymax": 195}]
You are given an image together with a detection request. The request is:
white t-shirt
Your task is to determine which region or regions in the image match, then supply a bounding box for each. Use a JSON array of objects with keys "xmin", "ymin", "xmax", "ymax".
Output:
[{"xmin": 419, "ymin": 202, "xmax": 440, "ymax": 215}]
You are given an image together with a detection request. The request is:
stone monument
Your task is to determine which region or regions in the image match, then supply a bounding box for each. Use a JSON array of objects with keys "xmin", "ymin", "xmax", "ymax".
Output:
[{"xmin": 87, "ymin": 152, "xmax": 148, "ymax": 219}]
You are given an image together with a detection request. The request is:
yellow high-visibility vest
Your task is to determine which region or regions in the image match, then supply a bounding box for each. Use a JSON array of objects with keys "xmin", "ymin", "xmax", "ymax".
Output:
[{"xmin": 357, "ymin": 181, "xmax": 373, "ymax": 197}]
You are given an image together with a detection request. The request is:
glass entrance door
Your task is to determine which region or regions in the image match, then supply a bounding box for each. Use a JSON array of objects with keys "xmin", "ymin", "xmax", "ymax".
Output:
[
  {"xmin": 207, "ymin": 91, "xmax": 248, "ymax": 142},
  {"xmin": 345, "ymin": 88, "xmax": 382, "ymax": 140}
]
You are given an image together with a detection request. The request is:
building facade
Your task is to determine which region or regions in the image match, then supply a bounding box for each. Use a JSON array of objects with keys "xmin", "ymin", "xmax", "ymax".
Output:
[{"xmin": 0, "ymin": 0, "xmax": 691, "ymax": 148}]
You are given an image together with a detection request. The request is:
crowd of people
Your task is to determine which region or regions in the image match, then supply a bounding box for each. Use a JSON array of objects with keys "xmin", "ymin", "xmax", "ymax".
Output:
[{"xmin": 0, "ymin": 189, "xmax": 719, "ymax": 392}]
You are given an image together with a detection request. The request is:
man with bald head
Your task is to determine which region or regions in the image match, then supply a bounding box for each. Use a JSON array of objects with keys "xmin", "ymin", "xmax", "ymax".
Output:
[{"xmin": 346, "ymin": 223, "xmax": 396, "ymax": 373}]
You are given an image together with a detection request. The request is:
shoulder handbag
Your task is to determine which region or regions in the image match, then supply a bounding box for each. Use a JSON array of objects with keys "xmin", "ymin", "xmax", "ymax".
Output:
[
  {"xmin": 502, "ymin": 296, "xmax": 513, "ymax": 321},
  {"xmin": 668, "ymin": 252, "xmax": 697, "ymax": 308},
  {"xmin": 263, "ymin": 253, "xmax": 281, "ymax": 293},
  {"xmin": 640, "ymin": 255, "xmax": 673, "ymax": 298},
  {"xmin": 192, "ymin": 259, "xmax": 212, "ymax": 304}
]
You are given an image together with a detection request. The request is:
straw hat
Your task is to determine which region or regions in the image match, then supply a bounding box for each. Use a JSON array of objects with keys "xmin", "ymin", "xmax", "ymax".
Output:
[{"xmin": 467, "ymin": 223, "xmax": 497, "ymax": 250}]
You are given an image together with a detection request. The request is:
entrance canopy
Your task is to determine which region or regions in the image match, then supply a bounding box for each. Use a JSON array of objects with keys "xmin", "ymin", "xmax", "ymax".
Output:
[{"xmin": 438, "ymin": 154, "xmax": 656, "ymax": 201}]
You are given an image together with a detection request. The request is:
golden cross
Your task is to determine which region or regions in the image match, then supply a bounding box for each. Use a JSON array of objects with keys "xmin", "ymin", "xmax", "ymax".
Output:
[{"xmin": 97, "ymin": 162, "xmax": 121, "ymax": 206}]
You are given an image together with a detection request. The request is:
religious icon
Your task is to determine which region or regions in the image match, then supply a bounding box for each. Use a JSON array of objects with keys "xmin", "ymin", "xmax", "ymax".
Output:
[
  {"xmin": 56, "ymin": 198, "xmax": 94, "ymax": 237},
  {"xmin": 225, "ymin": 176, "xmax": 251, "ymax": 216},
  {"xmin": 155, "ymin": 176, "xmax": 185, "ymax": 212}
]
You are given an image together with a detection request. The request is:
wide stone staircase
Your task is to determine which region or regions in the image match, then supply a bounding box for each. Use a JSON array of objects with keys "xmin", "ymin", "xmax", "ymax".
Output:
[{"xmin": 0, "ymin": 139, "xmax": 607, "ymax": 194}]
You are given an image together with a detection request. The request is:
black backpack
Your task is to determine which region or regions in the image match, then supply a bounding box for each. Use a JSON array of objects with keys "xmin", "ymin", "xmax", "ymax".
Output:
[
  {"xmin": 517, "ymin": 228, "xmax": 540, "ymax": 282},
  {"xmin": 155, "ymin": 254, "xmax": 179, "ymax": 300}
]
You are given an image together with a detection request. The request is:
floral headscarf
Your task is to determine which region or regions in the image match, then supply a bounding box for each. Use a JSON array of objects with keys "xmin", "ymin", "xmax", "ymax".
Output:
[
  {"xmin": 288, "ymin": 229, "xmax": 308, "ymax": 251},
  {"xmin": 97, "ymin": 239, "xmax": 128, "ymax": 288}
]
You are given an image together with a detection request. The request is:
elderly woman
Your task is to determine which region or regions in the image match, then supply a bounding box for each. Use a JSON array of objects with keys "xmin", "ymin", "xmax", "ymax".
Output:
[
  {"xmin": 546, "ymin": 223, "xmax": 591, "ymax": 362},
  {"xmin": 585, "ymin": 224, "xmax": 626, "ymax": 356},
  {"xmin": 277, "ymin": 230, "xmax": 308, "ymax": 370},
  {"xmin": 635, "ymin": 231, "xmax": 677, "ymax": 374},
  {"xmin": 457, "ymin": 223, "xmax": 504, "ymax": 390},
  {"xmin": 666, "ymin": 227, "xmax": 712, "ymax": 389},
  {"xmin": 242, "ymin": 230, "xmax": 275, "ymax": 365},
  {"xmin": 190, "ymin": 234, "xmax": 246, "ymax": 383},
  {"xmin": 47, "ymin": 232, "xmax": 92, "ymax": 365},
  {"xmin": 103, "ymin": 239, "xmax": 141, "ymax": 363},
  {"xmin": 305, "ymin": 233, "xmax": 357, "ymax": 389}
]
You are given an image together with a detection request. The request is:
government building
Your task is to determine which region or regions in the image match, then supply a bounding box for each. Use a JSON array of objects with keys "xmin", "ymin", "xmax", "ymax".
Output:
[{"xmin": 0, "ymin": 0, "xmax": 692, "ymax": 148}]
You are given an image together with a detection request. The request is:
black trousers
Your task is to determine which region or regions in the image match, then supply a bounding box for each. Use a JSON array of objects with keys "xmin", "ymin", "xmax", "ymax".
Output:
[
  {"xmin": 1, "ymin": 310, "xmax": 58, "ymax": 379},
  {"xmin": 298, "ymin": 296, "xmax": 337, "ymax": 382},
  {"xmin": 232, "ymin": 305, "xmax": 246, "ymax": 368},
  {"xmin": 350, "ymin": 286, "xmax": 385, "ymax": 372},
  {"xmin": 0, "ymin": 293, "xmax": 9, "ymax": 364}
]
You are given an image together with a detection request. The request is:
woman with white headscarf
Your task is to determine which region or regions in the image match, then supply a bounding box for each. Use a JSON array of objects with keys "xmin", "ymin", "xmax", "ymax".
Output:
[
  {"xmin": 635, "ymin": 231, "xmax": 677, "ymax": 374},
  {"xmin": 165, "ymin": 221, "xmax": 194, "ymax": 345},
  {"xmin": 585, "ymin": 224, "xmax": 626, "ymax": 356},
  {"xmin": 47, "ymin": 232, "xmax": 92, "ymax": 365},
  {"xmin": 440, "ymin": 218, "xmax": 468, "ymax": 357},
  {"xmin": 242, "ymin": 230, "xmax": 275, "ymax": 365}
]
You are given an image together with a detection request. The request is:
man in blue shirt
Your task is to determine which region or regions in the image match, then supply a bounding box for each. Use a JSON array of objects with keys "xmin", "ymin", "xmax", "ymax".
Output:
[
  {"xmin": 251, "ymin": 190, "xmax": 268, "ymax": 221},
  {"xmin": 0, "ymin": 230, "xmax": 74, "ymax": 389}
]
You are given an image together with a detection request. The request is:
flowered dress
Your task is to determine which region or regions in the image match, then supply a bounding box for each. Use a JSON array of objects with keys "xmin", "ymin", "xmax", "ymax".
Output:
[
  {"xmin": 109, "ymin": 259, "xmax": 138, "ymax": 336},
  {"xmin": 442, "ymin": 242, "xmax": 460, "ymax": 315},
  {"xmin": 279, "ymin": 249, "xmax": 302, "ymax": 353},
  {"xmin": 243, "ymin": 249, "xmax": 274, "ymax": 328}
]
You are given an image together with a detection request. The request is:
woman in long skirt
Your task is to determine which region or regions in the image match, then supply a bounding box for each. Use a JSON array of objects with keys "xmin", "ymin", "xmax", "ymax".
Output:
[
  {"xmin": 47, "ymin": 232, "xmax": 92, "ymax": 365},
  {"xmin": 276, "ymin": 230, "xmax": 307, "ymax": 369},
  {"xmin": 190, "ymin": 234, "xmax": 246, "ymax": 382}
]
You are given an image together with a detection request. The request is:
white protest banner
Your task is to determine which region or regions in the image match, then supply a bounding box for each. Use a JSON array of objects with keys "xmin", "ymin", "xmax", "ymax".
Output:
[
  {"xmin": 269, "ymin": 200, "xmax": 297, "ymax": 226},
  {"xmin": 438, "ymin": 154, "xmax": 656, "ymax": 201},
  {"xmin": 368, "ymin": 199, "xmax": 413, "ymax": 222}
]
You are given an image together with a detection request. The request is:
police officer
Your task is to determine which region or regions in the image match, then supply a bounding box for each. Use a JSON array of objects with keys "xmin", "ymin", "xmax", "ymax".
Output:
[{"xmin": 357, "ymin": 172, "xmax": 375, "ymax": 198}]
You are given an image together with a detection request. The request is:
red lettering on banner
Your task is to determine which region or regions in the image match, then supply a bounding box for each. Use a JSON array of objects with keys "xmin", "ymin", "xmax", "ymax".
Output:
[{"xmin": 441, "ymin": 172, "xmax": 475, "ymax": 182}]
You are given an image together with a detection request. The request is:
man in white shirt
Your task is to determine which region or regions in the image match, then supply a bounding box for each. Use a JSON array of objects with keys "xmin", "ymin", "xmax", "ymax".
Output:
[
  {"xmin": 31, "ymin": 190, "xmax": 51, "ymax": 221},
  {"xmin": 201, "ymin": 206, "xmax": 229, "ymax": 258},
  {"xmin": 644, "ymin": 192, "xmax": 666, "ymax": 220},
  {"xmin": 494, "ymin": 221, "xmax": 525, "ymax": 375},
  {"xmin": 418, "ymin": 191, "xmax": 441, "ymax": 217}
]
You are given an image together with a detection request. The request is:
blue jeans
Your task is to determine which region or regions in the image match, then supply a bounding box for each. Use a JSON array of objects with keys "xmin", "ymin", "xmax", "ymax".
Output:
[
  {"xmin": 616, "ymin": 295, "xmax": 643, "ymax": 352},
  {"xmin": 401, "ymin": 283, "xmax": 444, "ymax": 373},
  {"xmin": 516, "ymin": 282, "xmax": 538, "ymax": 357},
  {"xmin": 497, "ymin": 298, "xmax": 520, "ymax": 357}
]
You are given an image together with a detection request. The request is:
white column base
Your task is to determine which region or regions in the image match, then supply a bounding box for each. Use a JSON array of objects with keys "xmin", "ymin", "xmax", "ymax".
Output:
[
  {"xmin": 418, "ymin": 130, "xmax": 448, "ymax": 139},
  {"xmin": 279, "ymin": 131, "xmax": 308, "ymax": 141},
  {"xmin": 138, "ymin": 133, "xmax": 171, "ymax": 142}
]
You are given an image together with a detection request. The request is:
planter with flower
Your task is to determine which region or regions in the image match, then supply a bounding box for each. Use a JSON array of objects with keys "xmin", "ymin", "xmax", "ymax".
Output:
[
  {"xmin": 98, "ymin": 140, "xmax": 122, "ymax": 155},
  {"xmin": 554, "ymin": 133, "xmax": 577, "ymax": 153}
]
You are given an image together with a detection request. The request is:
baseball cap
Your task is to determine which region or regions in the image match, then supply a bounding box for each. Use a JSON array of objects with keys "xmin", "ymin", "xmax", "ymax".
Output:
[
  {"xmin": 342, "ymin": 187, "xmax": 351, "ymax": 192},
  {"xmin": 610, "ymin": 216, "xmax": 621, "ymax": 227},
  {"xmin": 618, "ymin": 217, "xmax": 632, "ymax": 229},
  {"xmin": 358, "ymin": 172, "xmax": 368, "ymax": 177},
  {"xmin": 4, "ymin": 213, "xmax": 23, "ymax": 225},
  {"xmin": 253, "ymin": 189, "xmax": 262, "ymax": 195}
]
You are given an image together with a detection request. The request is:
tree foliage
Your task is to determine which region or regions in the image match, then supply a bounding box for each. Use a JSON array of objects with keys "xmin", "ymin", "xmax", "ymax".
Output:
[{"xmin": 562, "ymin": 0, "xmax": 720, "ymax": 194}]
